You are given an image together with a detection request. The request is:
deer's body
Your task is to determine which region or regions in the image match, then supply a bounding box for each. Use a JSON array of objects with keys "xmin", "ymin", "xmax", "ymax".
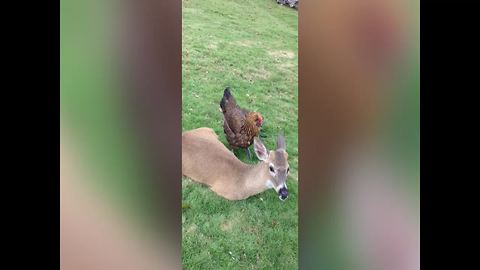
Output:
[
  {"xmin": 182, "ymin": 128, "xmax": 269, "ymax": 200},
  {"xmin": 182, "ymin": 128, "xmax": 289, "ymax": 201}
]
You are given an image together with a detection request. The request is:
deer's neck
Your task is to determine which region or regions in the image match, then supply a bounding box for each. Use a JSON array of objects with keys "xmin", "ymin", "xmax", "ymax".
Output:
[{"xmin": 237, "ymin": 162, "xmax": 270, "ymax": 199}]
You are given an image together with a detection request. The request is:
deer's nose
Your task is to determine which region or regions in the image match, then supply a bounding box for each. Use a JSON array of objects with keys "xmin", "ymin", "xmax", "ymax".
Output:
[{"xmin": 278, "ymin": 187, "xmax": 288, "ymax": 201}]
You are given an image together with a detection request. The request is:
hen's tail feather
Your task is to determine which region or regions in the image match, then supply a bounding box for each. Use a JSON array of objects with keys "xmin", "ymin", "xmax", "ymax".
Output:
[
  {"xmin": 220, "ymin": 87, "xmax": 233, "ymax": 112},
  {"xmin": 224, "ymin": 87, "xmax": 232, "ymax": 99}
]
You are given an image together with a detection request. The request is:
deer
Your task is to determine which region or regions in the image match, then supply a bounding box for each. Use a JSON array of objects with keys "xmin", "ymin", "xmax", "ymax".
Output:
[{"xmin": 182, "ymin": 128, "xmax": 290, "ymax": 201}]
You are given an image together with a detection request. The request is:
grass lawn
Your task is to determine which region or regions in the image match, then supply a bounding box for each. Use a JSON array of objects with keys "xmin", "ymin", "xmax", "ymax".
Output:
[{"xmin": 182, "ymin": 0, "xmax": 298, "ymax": 269}]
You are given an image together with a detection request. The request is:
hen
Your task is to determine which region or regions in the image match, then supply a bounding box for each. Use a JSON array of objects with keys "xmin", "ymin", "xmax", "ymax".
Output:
[{"xmin": 220, "ymin": 87, "xmax": 264, "ymax": 159}]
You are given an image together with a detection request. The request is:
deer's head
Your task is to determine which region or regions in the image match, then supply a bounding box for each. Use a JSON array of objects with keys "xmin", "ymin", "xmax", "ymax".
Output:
[{"xmin": 253, "ymin": 134, "xmax": 290, "ymax": 201}]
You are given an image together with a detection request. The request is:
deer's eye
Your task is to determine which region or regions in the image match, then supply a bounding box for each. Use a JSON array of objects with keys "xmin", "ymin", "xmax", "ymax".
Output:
[{"xmin": 269, "ymin": 166, "xmax": 275, "ymax": 173}]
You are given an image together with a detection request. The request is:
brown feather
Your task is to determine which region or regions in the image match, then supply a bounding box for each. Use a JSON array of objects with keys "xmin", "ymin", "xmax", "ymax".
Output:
[{"xmin": 220, "ymin": 90, "xmax": 262, "ymax": 150}]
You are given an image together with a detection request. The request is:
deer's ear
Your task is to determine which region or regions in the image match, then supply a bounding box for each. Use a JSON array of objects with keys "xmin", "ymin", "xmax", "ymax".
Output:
[
  {"xmin": 276, "ymin": 134, "xmax": 286, "ymax": 151},
  {"xmin": 253, "ymin": 137, "xmax": 268, "ymax": 161}
]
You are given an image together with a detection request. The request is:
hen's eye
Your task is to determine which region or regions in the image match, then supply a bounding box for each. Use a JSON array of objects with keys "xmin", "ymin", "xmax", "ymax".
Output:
[{"xmin": 269, "ymin": 166, "xmax": 275, "ymax": 173}]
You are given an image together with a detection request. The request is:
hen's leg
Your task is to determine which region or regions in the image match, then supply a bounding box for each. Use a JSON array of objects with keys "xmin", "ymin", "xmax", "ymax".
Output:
[{"xmin": 246, "ymin": 147, "xmax": 252, "ymax": 159}]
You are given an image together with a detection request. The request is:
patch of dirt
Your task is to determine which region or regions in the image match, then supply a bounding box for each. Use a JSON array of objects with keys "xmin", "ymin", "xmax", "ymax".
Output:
[
  {"xmin": 235, "ymin": 40, "xmax": 256, "ymax": 47},
  {"xmin": 220, "ymin": 215, "xmax": 240, "ymax": 232},
  {"xmin": 279, "ymin": 61, "xmax": 295, "ymax": 69},
  {"xmin": 185, "ymin": 224, "xmax": 197, "ymax": 234},
  {"xmin": 243, "ymin": 67, "xmax": 271, "ymax": 82},
  {"xmin": 220, "ymin": 219, "xmax": 235, "ymax": 232},
  {"xmin": 268, "ymin": 50, "xmax": 295, "ymax": 59},
  {"xmin": 207, "ymin": 43, "xmax": 218, "ymax": 49},
  {"xmin": 277, "ymin": 61, "xmax": 297, "ymax": 74}
]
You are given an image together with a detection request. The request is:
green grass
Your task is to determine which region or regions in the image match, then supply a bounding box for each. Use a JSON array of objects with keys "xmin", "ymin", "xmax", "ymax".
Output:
[{"xmin": 182, "ymin": 0, "xmax": 298, "ymax": 269}]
